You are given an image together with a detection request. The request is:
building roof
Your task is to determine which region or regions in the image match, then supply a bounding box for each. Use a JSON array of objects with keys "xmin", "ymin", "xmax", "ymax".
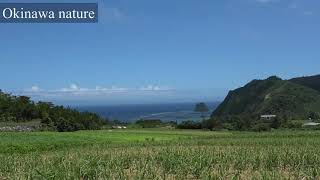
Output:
[
  {"xmin": 261, "ymin": 115, "xmax": 277, "ymax": 118},
  {"xmin": 303, "ymin": 122, "xmax": 320, "ymax": 126}
]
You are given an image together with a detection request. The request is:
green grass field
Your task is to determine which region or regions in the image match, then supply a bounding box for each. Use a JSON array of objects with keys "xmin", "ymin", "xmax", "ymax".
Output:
[{"xmin": 1, "ymin": 129, "xmax": 320, "ymax": 179}]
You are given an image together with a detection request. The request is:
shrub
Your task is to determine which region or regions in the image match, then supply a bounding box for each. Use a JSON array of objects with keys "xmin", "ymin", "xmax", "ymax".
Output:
[
  {"xmin": 177, "ymin": 120, "xmax": 201, "ymax": 129},
  {"xmin": 252, "ymin": 123, "xmax": 271, "ymax": 132}
]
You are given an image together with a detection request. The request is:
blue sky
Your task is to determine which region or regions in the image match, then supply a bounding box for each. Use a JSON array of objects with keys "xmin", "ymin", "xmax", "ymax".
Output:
[{"xmin": 0, "ymin": 0, "xmax": 320, "ymax": 105}]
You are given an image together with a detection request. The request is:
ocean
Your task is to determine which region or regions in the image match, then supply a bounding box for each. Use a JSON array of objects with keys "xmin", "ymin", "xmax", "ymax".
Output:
[{"xmin": 75, "ymin": 102, "xmax": 220, "ymax": 122}]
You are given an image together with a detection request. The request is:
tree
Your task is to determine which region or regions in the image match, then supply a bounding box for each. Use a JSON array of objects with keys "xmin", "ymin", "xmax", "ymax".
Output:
[
  {"xmin": 270, "ymin": 117, "xmax": 282, "ymax": 129},
  {"xmin": 309, "ymin": 112, "xmax": 320, "ymax": 120},
  {"xmin": 136, "ymin": 119, "xmax": 162, "ymax": 128},
  {"xmin": 0, "ymin": 90, "xmax": 106, "ymax": 132},
  {"xmin": 202, "ymin": 118, "xmax": 222, "ymax": 130},
  {"xmin": 177, "ymin": 120, "xmax": 202, "ymax": 129},
  {"xmin": 252, "ymin": 123, "xmax": 271, "ymax": 132}
]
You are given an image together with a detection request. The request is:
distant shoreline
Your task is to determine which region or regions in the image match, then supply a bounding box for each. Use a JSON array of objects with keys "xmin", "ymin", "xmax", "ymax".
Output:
[{"xmin": 75, "ymin": 102, "xmax": 219, "ymax": 122}]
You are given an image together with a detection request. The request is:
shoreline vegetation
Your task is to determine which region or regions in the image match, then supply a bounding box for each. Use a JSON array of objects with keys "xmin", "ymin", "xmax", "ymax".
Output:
[{"xmin": 0, "ymin": 90, "xmax": 106, "ymax": 132}]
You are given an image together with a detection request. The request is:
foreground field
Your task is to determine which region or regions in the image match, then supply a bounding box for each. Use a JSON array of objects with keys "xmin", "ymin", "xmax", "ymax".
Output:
[{"xmin": 1, "ymin": 130, "xmax": 320, "ymax": 179}]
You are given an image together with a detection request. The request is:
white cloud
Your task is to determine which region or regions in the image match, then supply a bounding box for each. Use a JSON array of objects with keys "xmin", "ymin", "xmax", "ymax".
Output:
[
  {"xmin": 70, "ymin": 84, "xmax": 79, "ymax": 90},
  {"xmin": 95, "ymin": 86, "xmax": 128, "ymax": 92},
  {"xmin": 21, "ymin": 84, "xmax": 173, "ymax": 98},
  {"xmin": 60, "ymin": 84, "xmax": 87, "ymax": 92},
  {"xmin": 25, "ymin": 85, "xmax": 42, "ymax": 92},
  {"xmin": 55, "ymin": 84, "xmax": 129, "ymax": 96},
  {"xmin": 16, "ymin": 85, "xmax": 224, "ymax": 105},
  {"xmin": 140, "ymin": 85, "xmax": 173, "ymax": 91},
  {"xmin": 31, "ymin": 85, "xmax": 40, "ymax": 92}
]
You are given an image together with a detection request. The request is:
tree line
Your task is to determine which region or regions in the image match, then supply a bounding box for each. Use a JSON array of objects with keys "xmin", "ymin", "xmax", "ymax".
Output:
[
  {"xmin": 177, "ymin": 113, "xmax": 320, "ymax": 131},
  {"xmin": 0, "ymin": 90, "xmax": 106, "ymax": 131}
]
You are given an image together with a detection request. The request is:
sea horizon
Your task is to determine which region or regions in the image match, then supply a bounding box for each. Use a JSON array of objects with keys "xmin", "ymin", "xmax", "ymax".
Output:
[{"xmin": 74, "ymin": 101, "xmax": 220, "ymax": 122}]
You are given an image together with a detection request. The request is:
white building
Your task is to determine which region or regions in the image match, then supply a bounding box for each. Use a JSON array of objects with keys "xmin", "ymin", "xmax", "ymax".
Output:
[
  {"xmin": 303, "ymin": 122, "xmax": 320, "ymax": 127},
  {"xmin": 111, "ymin": 126, "xmax": 127, "ymax": 129},
  {"xmin": 260, "ymin": 115, "xmax": 277, "ymax": 120}
]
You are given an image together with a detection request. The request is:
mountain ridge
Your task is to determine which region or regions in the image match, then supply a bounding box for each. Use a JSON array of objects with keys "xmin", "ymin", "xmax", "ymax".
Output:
[
  {"xmin": 289, "ymin": 74, "xmax": 320, "ymax": 92},
  {"xmin": 212, "ymin": 74, "xmax": 320, "ymax": 120}
]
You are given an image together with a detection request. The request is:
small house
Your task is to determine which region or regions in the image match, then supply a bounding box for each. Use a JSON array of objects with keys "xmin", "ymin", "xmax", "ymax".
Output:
[
  {"xmin": 260, "ymin": 115, "xmax": 277, "ymax": 120},
  {"xmin": 111, "ymin": 126, "xmax": 127, "ymax": 129}
]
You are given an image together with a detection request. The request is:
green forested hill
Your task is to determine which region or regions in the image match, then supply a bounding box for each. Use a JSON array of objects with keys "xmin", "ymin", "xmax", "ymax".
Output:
[
  {"xmin": 0, "ymin": 90, "xmax": 106, "ymax": 131},
  {"xmin": 290, "ymin": 75, "xmax": 320, "ymax": 92},
  {"xmin": 212, "ymin": 75, "xmax": 320, "ymax": 120}
]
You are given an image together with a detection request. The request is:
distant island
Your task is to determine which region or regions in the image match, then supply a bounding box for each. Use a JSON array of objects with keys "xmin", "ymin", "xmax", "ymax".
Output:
[{"xmin": 194, "ymin": 102, "xmax": 209, "ymax": 112}]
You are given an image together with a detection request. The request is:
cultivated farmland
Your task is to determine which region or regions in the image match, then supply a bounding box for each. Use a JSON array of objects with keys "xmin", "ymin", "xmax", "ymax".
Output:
[{"xmin": 1, "ymin": 130, "xmax": 320, "ymax": 179}]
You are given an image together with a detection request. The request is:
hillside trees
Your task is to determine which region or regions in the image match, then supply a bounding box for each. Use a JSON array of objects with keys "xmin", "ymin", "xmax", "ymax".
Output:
[{"xmin": 0, "ymin": 90, "xmax": 106, "ymax": 131}]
